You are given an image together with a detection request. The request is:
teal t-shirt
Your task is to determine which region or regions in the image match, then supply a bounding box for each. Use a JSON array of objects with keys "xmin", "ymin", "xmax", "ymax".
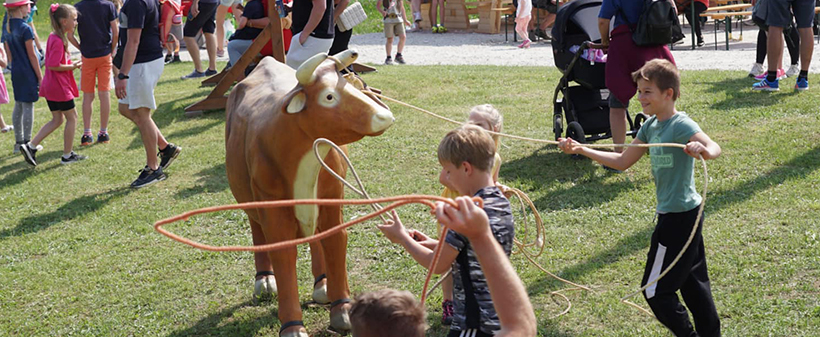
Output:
[{"xmin": 636, "ymin": 112, "xmax": 703, "ymax": 213}]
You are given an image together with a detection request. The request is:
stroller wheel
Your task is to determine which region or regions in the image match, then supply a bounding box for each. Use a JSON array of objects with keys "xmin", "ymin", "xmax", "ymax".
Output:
[
  {"xmin": 553, "ymin": 114, "xmax": 563, "ymax": 141},
  {"xmin": 566, "ymin": 121, "xmax": 586, "ymax": 144},
  {"xmin": 631, "ymin": 113, "xmax": 648, "ymax": 138}
]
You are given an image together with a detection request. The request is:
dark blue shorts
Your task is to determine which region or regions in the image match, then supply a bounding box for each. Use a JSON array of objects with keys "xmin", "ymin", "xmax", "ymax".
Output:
[
  {"xmin": 183, "ymin": 2, "xmax": 219, "ymax": 37},
  {"xmin": 766, "ymin": 0, "xmax": 815, "ymax": 28}
]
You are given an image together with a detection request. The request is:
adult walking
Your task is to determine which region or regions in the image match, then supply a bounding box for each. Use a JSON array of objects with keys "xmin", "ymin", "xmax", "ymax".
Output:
[
  {"xmin": 114, "ymin": 0, "xmax": 181, "ymax": 188},
  {"xmin": 181, "ymin": 0, "xmax": 220, "ymax": 78},
  {"xmin": 753, "ymin": 0, "xmax": 814, "ymax": 91},
  {"xmin": 595, "ymin": 0, "xmax": 676, "ymax": 155},
  {"xmin": 286, "ymin": 0, "xmax": 334, "ymax": 69}
]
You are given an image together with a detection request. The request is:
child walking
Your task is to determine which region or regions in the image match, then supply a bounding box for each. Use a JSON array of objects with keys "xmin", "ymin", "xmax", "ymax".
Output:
[
  {"xmin": 160, "ymin": 0, "xmax": 182, "ymax": 64},
  {"xmin": 514, "ymin": 0, "xmax": 532, "ymax": 48},
  {"xmin": 74, "ymin": 0, "xmax": 118, "ymax": 146},
  {"xmin": 5, "ymin": 0, "xmax": 42, "ymax": 154},
  {"xmin": 21, "ymin": 3, "xmax": 85, "ymax": 166},
  {"xmin": 0, "ymin": 47, "xmax": 11, "ymax": 135},
  {"xmin": 378, "ymin": 0, "xmax": 410, "ymax": 65},
  {"xmin": 558, "ymin": 59, "xmax": 722, "ymax": 336},
  {"xmin": 379, "ymin": 125, "xmax": 515, "ymax": 337},
  {"xmin": 437, "ymin": 104, "xmax": 504, "ymax": 325}
]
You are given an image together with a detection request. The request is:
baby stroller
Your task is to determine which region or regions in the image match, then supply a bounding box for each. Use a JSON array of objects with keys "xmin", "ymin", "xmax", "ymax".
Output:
[{"xmin": 550, "ymin": 0, "xmax": 646, "ymax": 143}]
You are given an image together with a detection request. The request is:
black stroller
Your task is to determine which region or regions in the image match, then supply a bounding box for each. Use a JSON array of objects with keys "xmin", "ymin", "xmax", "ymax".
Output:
[{"xmin": 550, "ymin": 0, "xmax": 646, "ymax": 143}]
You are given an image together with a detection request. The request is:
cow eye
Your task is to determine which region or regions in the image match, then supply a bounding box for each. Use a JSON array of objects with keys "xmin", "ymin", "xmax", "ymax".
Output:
[{"xmin": 318, "ymin": 89, "xmax": 339, "ymax": 108}]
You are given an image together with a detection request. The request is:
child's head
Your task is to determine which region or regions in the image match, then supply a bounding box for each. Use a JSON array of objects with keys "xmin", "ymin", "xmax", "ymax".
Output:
[
  {"xmin": 49, "ymin": 4, "xmax": 78, "ymax": 50},
  {"xmin": 437, "ymin": 125, "xmax": 496, "ymax": 194},
  {"xmin": 466, "ymin": 104, "xmax": 502, "ymax": 147},
  {"xmin": 349, "ymin": 289, "xmax": 426, "ymax": 337},
  {"xmin": 5, "ymin": 0, "xmax": 32, "ymax": 16},
  {"xmin": 631, "ymin": 58, "xmax": 680, "ymax": 102}
]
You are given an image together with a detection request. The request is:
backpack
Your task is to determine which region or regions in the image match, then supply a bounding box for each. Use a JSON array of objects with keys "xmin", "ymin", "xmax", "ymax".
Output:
[{"xmin": 622, "ymin": 0, "xmax": 685, "ymax": 47}]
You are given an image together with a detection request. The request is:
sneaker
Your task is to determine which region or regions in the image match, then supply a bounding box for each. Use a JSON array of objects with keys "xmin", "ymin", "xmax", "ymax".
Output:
[
  {"xmin": 158, "ymin": 143, "xmax": 182, "ymax": 170},
  {"xmin": 205, "ymin": 69, "xmax": 218, "ymax": 76},
  {"xmin": 171, "ymin": 55, "xmax": 181, "ymax": 64},
  {"xmin": 395, "ymin": 54, "xmax": 405, "ymax": 64},
  {"xmin": 216, "ymin": 49, "xmax": 226, "ymax": 58},
  {"xmin": 432, "ymin": 25, "xmax": 439, "ymax": 33},
  {"xmin": 81, "ymin": 134, "xmax": 94, "ymax": 146},
  {"xmin": 442, "ymin": 300, "xmax": 454, "ymax": 325},
  {"xmin": 130, "ymin": 166, "xmax": 167, "ymax": 189},
  {"xmin": 181, "ymin": 70, "xmax": 206, "ymax": 79},
  {"xmin": 96, "ymin": 132, "xmax": 110, "ymax": 144},
  {"xmin": 438, "ymin": 25, "xmax": 447, "ymax": 33},
  {"xmin": 795, "ymin": 77, "xmax": 809, "ymax": 91},
  {"xmin": 384, "ymin": 56, "xmax": 393, "ymax": 65},
  {"xmin": 534, "ymin": 28, "xmax": 552, "ymax": 40},
  {"xmin": 20, "ymin": 143, "xmax": 37, "ymax": 166},
  {"xmin": 13, "ymin": 143, "xmax": 20, "ymax": 154},
  {"xmin": 0, "ymin": 125, "xmax": 12, "ymax": 133},
  {"xmin": 754, "ymin": 69, "xmax": 786, "ymax": 81},
  {"xmin": 748, "ymin": 63, "xmax": 765, "ymax": 78},
  {"xmin": 752, "ymin": 78, "xmax": 779, "ymax": 91},
  {"xmin": 696, "ymin": 39, "xmax": 704, "ymax": 48},
  {"xmin": 60, "ymin": 152, "xmax": 87, "ymax": 165},
  {"xmin": 164, "ymin": 53, "xmax": 173, "ymax": 64},
  {"xmin": 785, "ymin": 64, "xmax": 800, "ymax": 78}
]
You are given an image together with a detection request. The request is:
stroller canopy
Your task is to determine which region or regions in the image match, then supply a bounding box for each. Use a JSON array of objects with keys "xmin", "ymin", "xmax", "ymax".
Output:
[{"xmin": 551, "ymin": 0, "xmax": 605, "ymax": 53}]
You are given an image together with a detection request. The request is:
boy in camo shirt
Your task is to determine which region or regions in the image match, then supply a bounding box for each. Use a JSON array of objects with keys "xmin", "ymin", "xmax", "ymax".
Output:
[{"xmin": 379, "ymin": 125, "xmax": 515, "ymax": 337}]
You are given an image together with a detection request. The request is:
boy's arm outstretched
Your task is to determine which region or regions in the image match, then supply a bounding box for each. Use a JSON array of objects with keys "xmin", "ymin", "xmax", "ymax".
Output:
[
  {"xmin": 558, "ymin": 137, "xmax": 647, "ymax": 172},
  {"xmin": 378, "ymin": 210, "xmax": 459, "ymax": 274},
  {"xmin": 436, "ymin": 197, "xmax": 537, "ymax": 337},
  {"xmin": 685, "ymin": 132, "xmax": 721, "ymax": 160}
]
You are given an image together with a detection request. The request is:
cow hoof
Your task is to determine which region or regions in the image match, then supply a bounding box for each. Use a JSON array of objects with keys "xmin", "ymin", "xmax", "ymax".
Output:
[
  {"xmin": 312, "ymin": 283, "xmax": 330, "ymax": 304},
  {"xmin": 253, "ymin": 276, "xmax": 276, "ymax": 304},
  {"xmin": 329, "ymin": 303, "xmax": 352, "ymax": 332}
]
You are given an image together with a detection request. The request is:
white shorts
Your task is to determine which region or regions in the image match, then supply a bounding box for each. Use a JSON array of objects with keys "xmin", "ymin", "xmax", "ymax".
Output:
[
  {"xmin": 119, "ymin": 57, "xmax": 164, "ymax": 110},
  {"xmin": 286, "ymin": 33, "xmax": 334, "ymax": 69},
  {"xmin": 220, "ymin": 0, "xmax": 242, "ymax": 7}
]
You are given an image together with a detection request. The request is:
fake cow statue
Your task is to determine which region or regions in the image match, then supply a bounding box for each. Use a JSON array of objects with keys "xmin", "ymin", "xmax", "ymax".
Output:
[{"xmin": 225, "ymin": 51, "xmax": 394, "ymax": 336}]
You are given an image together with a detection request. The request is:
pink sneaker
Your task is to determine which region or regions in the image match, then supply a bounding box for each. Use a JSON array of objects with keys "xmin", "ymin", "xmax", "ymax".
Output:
[
  {"xmin": 754, "ymin": 68, "xmax": 786, "ymax": 81},
  {"xmin": 518, "ymin": 40, "xmax": 531, "ymax": 49}
]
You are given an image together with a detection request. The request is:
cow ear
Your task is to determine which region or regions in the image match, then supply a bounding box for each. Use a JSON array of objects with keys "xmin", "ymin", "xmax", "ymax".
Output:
[{"xmin": 285, "ymin": 91, "xmax": 306, "ymax": 114}]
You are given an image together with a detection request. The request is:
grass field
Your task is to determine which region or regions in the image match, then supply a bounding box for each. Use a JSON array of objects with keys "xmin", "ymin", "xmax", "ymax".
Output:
[{"xmin": 1, "ymin": 51, "xmax": 820, "ymax": 336}]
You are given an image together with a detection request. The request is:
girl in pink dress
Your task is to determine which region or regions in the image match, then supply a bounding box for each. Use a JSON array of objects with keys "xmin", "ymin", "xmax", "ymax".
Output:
[
  {"xmin": 20, "ymin": 3, "xmax": 84, "ymax": 166},
  {"xmin": 0, "ymin": 47, "xmax": 11, "ymax": 134},
  {"xmin": 515, "ymin": 0, "xmax": 533, "ymax": 48}
]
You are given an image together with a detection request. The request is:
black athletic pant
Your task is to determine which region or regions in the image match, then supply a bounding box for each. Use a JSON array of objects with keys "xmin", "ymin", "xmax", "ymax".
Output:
[
  {"xmin": 682, "ymin": 2, "xmax": 708, "ymax": 43},
  {"xmin": 642, "ymin": 205, "xmax": 721, "ymax": 337},
  {"xmin": 755, "ymin": 26, "xmax": 800, "ymax": 66}
]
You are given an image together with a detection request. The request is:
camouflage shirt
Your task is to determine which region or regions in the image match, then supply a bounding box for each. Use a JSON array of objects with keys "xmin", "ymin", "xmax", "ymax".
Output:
[{"xmin": 444, "ymin": 186, "xmax": 514, "ymax": 335}]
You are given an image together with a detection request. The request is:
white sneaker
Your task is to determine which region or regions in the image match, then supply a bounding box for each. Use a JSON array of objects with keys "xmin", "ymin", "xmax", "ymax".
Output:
[
  {"xmin": 748, "ymin": 63, "xmax": 765, "ymax": 78},
  {"xmin": 785, "ymin": 64, "xmax": 800, "ymax": 78}
]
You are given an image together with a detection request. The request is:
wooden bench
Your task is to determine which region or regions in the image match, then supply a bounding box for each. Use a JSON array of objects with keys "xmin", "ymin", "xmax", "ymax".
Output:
[{"xmin": 699, "ymin": 3, "xmax": 752, "ymax": 50}]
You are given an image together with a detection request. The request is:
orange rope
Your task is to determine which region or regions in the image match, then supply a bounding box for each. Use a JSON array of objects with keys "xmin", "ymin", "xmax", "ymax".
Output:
[{"xmin": 154, "ymin": 195, "xmax": 483, "ymax": 306}]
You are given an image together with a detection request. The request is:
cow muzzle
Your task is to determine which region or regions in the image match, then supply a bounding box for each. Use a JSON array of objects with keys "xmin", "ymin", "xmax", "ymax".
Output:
[{"xmin": 370, "ymin": 107, "xmax": 394, "ymax": 134}]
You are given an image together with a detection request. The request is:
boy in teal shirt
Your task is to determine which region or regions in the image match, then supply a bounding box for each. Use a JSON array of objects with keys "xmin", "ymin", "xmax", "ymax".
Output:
[{"xmin": 558, "ymin": 59, "xmax": 722, "ymax": 336}]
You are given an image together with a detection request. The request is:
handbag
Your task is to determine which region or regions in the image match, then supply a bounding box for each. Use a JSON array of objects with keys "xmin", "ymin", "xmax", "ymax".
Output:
[{"xmin": 336, "ymin": 2, "xmax": 367, "ymax": 32}]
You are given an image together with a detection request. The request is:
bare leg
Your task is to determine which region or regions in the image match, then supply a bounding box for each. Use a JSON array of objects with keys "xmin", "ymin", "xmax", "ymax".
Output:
[
  {"xmin": 129, "ymin": 107, "xmax": 161, "ymax": 170},
  {"xmin": 216, "ymin": 4, "xmax": 230, "ymax": 54},
  {"xmin": 430, "ymin": 0, "xmax": 437, "ymax": 26},
  {"xmin": 386, "ymin": 37, "xmax": 394, "ymax": 56},
  {"xmin": 204, "ymin": 32, "xmax": 217, "ymax": 71},
  {"xmin": 98, "ymin": 91, "xmax": 110, "ymax": 131},
  {"xmin": 0, "ymin": 110, "xmax": 7, "ymax": 129},
  {"xmin": 766, "ymin": 26, "xmax": 784, "ymax": 73},
  {"xmin": 185, "ymin": 36, "xmax": 204, "ymax": 72},
  {"xmin": 438, "ymin": 0, "xmax": 445, "ymax": 26},
  {"xmin": 30, "ymin": 111, "xmax": 65, "ymax": 147},
  {"xmin": 62, "ymin": 109, "xmax": 77, "ymax": 155},
  {"xmin": 397, "ymin": 35, "xmax": 405, "ymax": 54},
  {"xmin": 82, "ymin": 93, "xmax": 94, "ymax": 132},
  {"xmin": 610, "ymin": 107, "xmax": 627, "ymax": 153}
]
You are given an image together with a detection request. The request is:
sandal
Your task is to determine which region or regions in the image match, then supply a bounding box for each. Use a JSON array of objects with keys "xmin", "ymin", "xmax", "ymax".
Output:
[
  {"xmin": 518, "ymin": 40, "xmax": 531, "ymax": 49},
  {"xmin": 0, "ymin": 125, "xmax": 12, "ymax": 133}
]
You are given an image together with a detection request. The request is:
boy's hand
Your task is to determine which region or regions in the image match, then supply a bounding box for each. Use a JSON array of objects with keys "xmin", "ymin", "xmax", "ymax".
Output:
[
  {"xmin": 435, "ymin": 197, "xmax": 490, "ymax": 240},
  {"xmin": 684, "ymin": 141, "xmax": 706, "ymax": 159},
  {"xmin": 377, "ymin": 210, "xmax": 410, "ymax": 244},
  {"xmin": 408, "ymin": 229, "xmax": 437, "ymax": 249},
  {"xmin": 557, "ymin": 137, "xmax": 583, "ymax": 154}
]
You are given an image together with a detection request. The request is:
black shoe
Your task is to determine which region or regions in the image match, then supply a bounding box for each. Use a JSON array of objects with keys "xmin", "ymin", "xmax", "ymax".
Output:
[
  {"xmin": 384, "ymin": 56, "xmax": 393, "ymax": 65},
  {"xmin": 20, "ymin": 143, "xmax": 37, "ymax": 167},
  {"xmin": 81, "ymin": 134, "xmax": 94, "ymax": 146},
  {"xmin": 696, "ymin": 39, "xmax": 704, "ymax": 47},
  {"xmin": 181, "ymin": 70, "xmax": 206, "ymax": 79},
  {"xmin": 130, "ymin": 166, "xmax": 167, "ymax": 189},
  {"xmin": 164, "ymin": 54, "xmax": 173, "ymax": 64},
  {"xmin": 205, "ymin": 69, "xmax": 218, "ymax": 76},
  {"xmin": 534, "ymin": 28, "xmax": 552, "ymax": 40},
  {"xmin": 395, "ymin": 54, "xmax": 405, "ymax": 64},
  {"xmin": 158, "ymin": 143, "xmax": 182, "ymax": 170},
  {"xmin": 61, "ymin": 152, "xmax": 87, "ymax": 165},
  {"xmin": 96, "ymin": 132, "xmax": 110, "ymax": 143},
  {"xmin": 171, "ymin": 55, "xmax": 181, "ymax": 64}
]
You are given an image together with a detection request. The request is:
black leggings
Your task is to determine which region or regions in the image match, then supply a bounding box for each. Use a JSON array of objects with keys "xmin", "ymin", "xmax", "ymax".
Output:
[
  {"xmin": 681, "ymin": 2, "xmax": 707, "ymax": 42},
  {"xmin": 756, "ymin": 26, "xmax": 800, "ymax": 65}
]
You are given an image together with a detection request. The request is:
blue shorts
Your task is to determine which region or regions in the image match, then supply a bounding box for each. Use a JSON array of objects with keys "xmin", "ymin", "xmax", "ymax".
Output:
[{"xmin": 766, "ymin": 0, "xmax": 815, "ymax": 28}]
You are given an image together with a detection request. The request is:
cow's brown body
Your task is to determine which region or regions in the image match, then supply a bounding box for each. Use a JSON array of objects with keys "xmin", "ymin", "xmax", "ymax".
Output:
[{"xmin": 225, "ymin": 53, "xmax": 393, "ymax": 335}]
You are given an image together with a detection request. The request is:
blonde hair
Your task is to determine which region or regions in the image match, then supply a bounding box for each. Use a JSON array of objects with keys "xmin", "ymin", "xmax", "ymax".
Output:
[
  {"xmin": 467, "ymin": 104, "xmax": 503, "ymax": 148},
  {"xmin": 350, "ymin": 289, "xmax": 427, "ymax": 337},
  {"xmin": 50, "ymin": 4, "xmax": 78, "ymax": 52},
  {"xmin": 631, "ymin": 58, "xmax": 681, "ymax": 100},
  {"xmin": 437, "ymin": 124, "xmax": 496, "ymax": 172},
  {"xmin": 6, "ymin": 5, "xmax": 28, "ymax": 34}
]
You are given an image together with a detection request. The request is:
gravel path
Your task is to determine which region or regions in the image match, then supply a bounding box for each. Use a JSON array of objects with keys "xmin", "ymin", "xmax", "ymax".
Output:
[{"xmin": 347, "ymin": 24, "xmax": 820, "ymax": 73}]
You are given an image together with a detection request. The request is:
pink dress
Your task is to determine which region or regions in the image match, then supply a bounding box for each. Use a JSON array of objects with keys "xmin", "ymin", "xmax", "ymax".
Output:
[
  {"xmin": 39, "ymin": 33, "xmax": 79, "ymax": 102},
  {"xmin": 0, "ymin": 71, "xmax": 8, "ymax": 104}
]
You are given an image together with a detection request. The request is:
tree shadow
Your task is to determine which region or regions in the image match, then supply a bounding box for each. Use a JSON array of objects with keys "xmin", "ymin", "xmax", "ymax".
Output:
[
  {"xmin": 166, "ymin": 301, "xmax": 280, "ymax": 337},
  {"xmin": 0, "ymin": 187, "xmax": 133, "ymax": 239},
  {"xmin": 175, "ymin": 162, "xmax": 230, "ymax": 199}
]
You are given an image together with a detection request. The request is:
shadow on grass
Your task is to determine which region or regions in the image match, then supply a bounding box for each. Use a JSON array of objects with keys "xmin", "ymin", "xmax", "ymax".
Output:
[
  {"xmin": 166, "ymin": 301, "xmax": 280, "ymax": 337},
  {"xmin": 175, "ymin": 162, "xmax": 230, "ymax": 199},
  {"xmin": 123, "ymin": 92, "xmax": 225, "ymax": 151},
  {"xmin": 0, "ymin": 187, "xmax": 133, "ymax": 239},
  {"xmin": 0, "ymin": 151, "xmax": 66, "ymax": 192},
  {"xmin": 703, "ymin": 76, "xmax": 800, "ymax": 111}
]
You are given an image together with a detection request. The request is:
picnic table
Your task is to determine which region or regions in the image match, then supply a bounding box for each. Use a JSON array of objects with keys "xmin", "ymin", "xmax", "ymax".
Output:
[{"xmin": 420, "ymin": 0, "xmax": 506, "ymax": 33}]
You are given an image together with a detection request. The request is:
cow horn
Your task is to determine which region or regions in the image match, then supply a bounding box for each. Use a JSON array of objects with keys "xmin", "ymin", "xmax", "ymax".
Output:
[
  {"xmin": 332, "ymin": 49, "xmax": 358, "ymax": 71},
  {"xmin": 296, "ymin": 53, "xmax": 329, "ymax": 86}
]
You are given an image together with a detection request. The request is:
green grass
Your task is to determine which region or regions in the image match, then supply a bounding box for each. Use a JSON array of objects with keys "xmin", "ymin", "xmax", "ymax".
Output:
[{"xmin": 1, "ymin": 62, "xmax": 820, "ymax": 336}]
